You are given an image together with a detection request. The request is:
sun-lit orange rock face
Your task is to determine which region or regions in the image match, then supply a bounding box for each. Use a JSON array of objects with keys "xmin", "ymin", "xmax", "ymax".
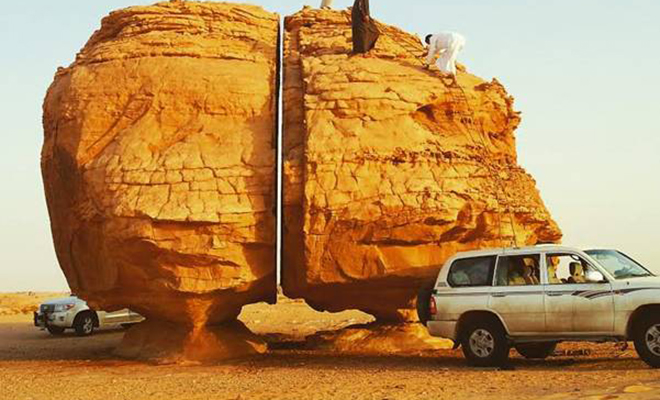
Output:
[
  {"xmin": 41, "ymin": 2, "xmax": 279, "ymax": 328},
  {"xmin": 282, "ymin": 8, "xmax": 562, "ymax": 322}
]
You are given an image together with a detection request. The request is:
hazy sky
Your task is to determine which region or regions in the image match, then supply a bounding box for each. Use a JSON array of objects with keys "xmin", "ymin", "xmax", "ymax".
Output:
[{"xmin": 1, "ymin": 0, "xmax": 658, "ymax": 291}]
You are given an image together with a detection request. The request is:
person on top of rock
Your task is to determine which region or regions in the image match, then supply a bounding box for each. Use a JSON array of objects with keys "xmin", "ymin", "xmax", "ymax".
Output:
[
  {"xmin": 320, "ymin": 0, "xmax": 334, "ymax": 9},
  {"xmin": 351, "ymin": 0, "xmax": 380, "ymax": 55},
  {"xmin": 424, "ymin": 32, "xmax": 466, "ymax": 77}
]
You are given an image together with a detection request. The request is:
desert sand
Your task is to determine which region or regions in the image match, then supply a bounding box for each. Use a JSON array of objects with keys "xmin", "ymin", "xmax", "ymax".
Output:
[{"xmin": 1, "ymin": 292, "xmax": 659, "ymax": 400}]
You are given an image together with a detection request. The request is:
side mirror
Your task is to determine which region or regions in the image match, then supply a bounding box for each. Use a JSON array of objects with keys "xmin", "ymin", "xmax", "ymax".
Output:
[{"xmin": 586, "ymin": 270, "xmax": 606, "ymax": 283}]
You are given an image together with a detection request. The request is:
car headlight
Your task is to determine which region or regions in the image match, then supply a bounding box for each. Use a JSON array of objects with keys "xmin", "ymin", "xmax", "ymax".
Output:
[{"xmin": 54, "ymin": 303, "xmax": 75, "ymax": 312}]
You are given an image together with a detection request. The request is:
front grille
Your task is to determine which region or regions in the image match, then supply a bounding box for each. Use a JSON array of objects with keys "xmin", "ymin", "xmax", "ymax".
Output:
[{"xmin": 40, "ymin": 304, "xmax": 55, "ymax": 313}]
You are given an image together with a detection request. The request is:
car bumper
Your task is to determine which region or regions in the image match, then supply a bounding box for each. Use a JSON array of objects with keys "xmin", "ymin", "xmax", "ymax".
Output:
[
  {"xmin": 427, "ymin": 320, "xmax": 458, "ymax": 341},
  {"xmin": 34, "ymin": 312, "xmax": 73, "ymax": 328}
]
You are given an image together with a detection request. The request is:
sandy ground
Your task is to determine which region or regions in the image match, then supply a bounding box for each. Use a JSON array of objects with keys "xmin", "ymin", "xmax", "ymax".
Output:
[{"xmin": 1, "ymin": 294, "xmax": 659, "ymax": 400}]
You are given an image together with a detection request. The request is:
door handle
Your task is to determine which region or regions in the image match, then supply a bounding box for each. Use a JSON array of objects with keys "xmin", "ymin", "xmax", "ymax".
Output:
[
  {"xmin": 492, "ymin": 293, "xmax": 507, "ymax": 298},
  {"xmin": 547, "ymin": 292, "xmax": 564, "ymax": 297}
]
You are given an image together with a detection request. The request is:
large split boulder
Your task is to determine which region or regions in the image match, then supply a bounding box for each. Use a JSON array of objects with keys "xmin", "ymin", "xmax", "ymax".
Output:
[
  {"xmin": 41, "ymin": 1, "xmax": 279, "ymax": 362},
  {"xmin": 282, "ymin": 8, "xmax": 562, "ymax": 323}
]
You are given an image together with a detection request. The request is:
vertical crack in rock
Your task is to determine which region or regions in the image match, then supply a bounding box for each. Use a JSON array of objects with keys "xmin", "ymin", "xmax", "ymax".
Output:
[
  {"xmin": 282, "ymin": 8, "xmax": 562, "ymax": 328},
  {"xmin": 41, "ymin": 1, "xmax": 280, "ymax": 362}
]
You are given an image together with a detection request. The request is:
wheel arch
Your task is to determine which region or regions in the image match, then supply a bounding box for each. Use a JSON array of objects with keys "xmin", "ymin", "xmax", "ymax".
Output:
[
  {"xmin": 627, "ymin": 304, "xmax": 660, "ymax": 338},
  {"xmin": 455, "ymin": 310, "xmax": 509, "ymax": 342}
]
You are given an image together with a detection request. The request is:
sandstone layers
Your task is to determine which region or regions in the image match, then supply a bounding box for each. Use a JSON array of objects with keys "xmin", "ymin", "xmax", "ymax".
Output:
[
  {"xmin": 41, "ymin": 2, "xmax": 279, "ymax": 360},
  {"xmin": 282, "ymin": 8, "xmax": 562, "ymax": 322}
]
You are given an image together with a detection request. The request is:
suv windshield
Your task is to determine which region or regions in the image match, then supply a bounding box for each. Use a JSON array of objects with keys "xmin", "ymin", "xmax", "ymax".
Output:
[{"xmin": 585, "ymin": 249, "xmax": 653, "ymax": 279}]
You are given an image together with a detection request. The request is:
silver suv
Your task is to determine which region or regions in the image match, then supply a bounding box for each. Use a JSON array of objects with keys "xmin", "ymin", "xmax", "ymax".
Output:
[
  {"xmin": 34, "ymin": 295, "xmax": 144, "ymax": 336},
  {"xmin": 417, "ymin": 245, "xmax": 660, "ymax": 367}
]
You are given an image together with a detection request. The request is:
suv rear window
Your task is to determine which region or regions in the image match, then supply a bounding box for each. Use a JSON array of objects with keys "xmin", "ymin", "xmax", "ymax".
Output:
[{"xmin": 447, "ymin": 256, "xmax": 496, "ymax": 287}]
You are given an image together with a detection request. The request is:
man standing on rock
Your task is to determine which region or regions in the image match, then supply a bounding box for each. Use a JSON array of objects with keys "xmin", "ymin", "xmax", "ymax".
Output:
[
  {"xmin": 351, "ymin": 0, "xmax": 380, "ymax": 54},
  {"xmin": 320, "ymin": 0, "xmax": 334, "ymax": 9},
  {"xmin": 424, "ymin": 32, "xmax": 466, "ymax": 77}
]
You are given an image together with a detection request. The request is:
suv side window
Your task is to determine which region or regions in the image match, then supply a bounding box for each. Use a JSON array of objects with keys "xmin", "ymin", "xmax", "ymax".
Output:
[
  {"xmin": 495, "ymin": 254, "xmax": 541, "ymax": 286},
  {"xmin": 447, "ymin": 256, "xmax": 496, "ymax": 287},
  {"xmin": 546, "ymin": 253, "xmax": 600, "ymax": 284}
]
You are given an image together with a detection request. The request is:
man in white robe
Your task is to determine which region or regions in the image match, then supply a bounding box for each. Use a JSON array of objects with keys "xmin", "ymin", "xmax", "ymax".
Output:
[{"xmin": 424, "ymin": 32, "xmax": 466, "ymax": 76}]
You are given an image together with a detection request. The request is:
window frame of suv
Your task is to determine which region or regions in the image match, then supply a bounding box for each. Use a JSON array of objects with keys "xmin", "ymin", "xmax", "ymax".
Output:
[
  {"xmin": 493, "ymin": 253, "xmax": 543, "ymax": 287},
  {"xmin": 446, "ymin": 255, "xmax": 498, "ymax": 288}
]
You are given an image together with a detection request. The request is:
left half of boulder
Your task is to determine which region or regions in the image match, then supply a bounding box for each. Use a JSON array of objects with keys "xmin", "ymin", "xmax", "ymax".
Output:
[{"xmin": 41, "ymin": 1, "xmax": 280, "ymax": 362}]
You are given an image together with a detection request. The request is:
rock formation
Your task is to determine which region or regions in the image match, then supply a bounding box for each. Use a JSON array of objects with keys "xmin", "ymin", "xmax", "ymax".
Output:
[
  {"xmin": 41, "ymin": 1, "xmax": 279, "ymax": 361},
  {"xmin": 282, "ymin": 8, "xmax": 562, "ymax": 323}
]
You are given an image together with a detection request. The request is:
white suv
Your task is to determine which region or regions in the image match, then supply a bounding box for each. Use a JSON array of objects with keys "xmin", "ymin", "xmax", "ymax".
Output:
[
  {"xmin": 417, "ymin": 245, "xmax": 660, "ymax": 368},
  {"xmin": 34, "ymin": 295, "xmax": 144, "ymax": 336}
]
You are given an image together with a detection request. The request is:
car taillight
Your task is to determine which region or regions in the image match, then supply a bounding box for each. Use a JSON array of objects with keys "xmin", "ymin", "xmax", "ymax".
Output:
[{"xmin": 429, "ymin": 296, "xmax": 437, "ymax": 315}]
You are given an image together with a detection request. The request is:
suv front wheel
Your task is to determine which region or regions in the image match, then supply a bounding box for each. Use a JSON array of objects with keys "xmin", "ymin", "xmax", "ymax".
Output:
[
  {"xmin": 73, "ymin": 311, "xmax": 96, "ymax": 336},
  {"xmin": 461, "ymin": 319, "xmax": 509, "ymax": 367},
  {"xmin": 634, "ymin": 315, "xmax": 660, "ymax": 368}
]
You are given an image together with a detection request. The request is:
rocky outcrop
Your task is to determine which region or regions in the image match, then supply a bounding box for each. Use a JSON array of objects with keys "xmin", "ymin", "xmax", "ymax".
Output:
[
  {"xmin": 282, "ymin": 8, "xmax": 562, "ymax": 322},
  {"xmin": 305, "ymin": 323, "xmax": 453, "ymax": 354},
  {"xmin": 41, "ymin": 1, "xmax": 279, "ymax": 361},
  {"xmin": 117, "ymin": 319, "xmax": 266, "ymax": 363}
]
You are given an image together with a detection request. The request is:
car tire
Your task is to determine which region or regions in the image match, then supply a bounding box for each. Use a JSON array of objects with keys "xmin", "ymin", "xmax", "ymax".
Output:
[
  {"xmin": 461, "ymin": 319, "xmax": 510, "ymax": 367},
  {"xmin": 515, "ymin": 342, "xmax": 557, "ymax": 360},
  {"xmin": 633, "ymin": 314, "xmax": 660, "ymax": 368},
  {"xmin": 46, "ymin": 325, "xmax": 65, "ymax": 335},
  {"xmin": 73, "ymin": 312, "xmax": 96, "ymax": 336},
  {"xmin": 416, "ymin": 282, "xmax": 435, "ymax": 325}
]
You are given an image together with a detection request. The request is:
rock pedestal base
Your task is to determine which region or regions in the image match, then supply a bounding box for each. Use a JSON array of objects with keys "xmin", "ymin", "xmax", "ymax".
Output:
[
  {"xmin": 305, "ymin": 322, "xmax": 453, "ymax": 354},
  {"xmin": 116, "ymin": 319, "xmax": 266, "ymax": 363}
]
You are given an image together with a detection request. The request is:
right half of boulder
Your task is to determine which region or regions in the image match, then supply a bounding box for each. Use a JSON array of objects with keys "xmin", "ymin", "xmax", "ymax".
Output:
[{"xmin": 282, "ymin": 8, "xmax": 562, "ymax": 322}]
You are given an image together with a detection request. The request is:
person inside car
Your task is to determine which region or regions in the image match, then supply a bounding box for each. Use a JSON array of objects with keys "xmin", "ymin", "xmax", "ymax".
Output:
[
  {"xmin": 547, "ymin": 257, "xmax": 562, "ymax": 284},
  {"xmin": 568, "ymin": 262, "xmax": 587, "ymax": 283},
  {"xmin": 521, "ymin": 258, "xmax": 540, "ymax": 285}
]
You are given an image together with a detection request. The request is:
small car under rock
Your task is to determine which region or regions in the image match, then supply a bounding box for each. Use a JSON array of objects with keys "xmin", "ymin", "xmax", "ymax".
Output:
[{"xmin": 34, "ymin": 295, "xmax": 144, "ymax": 336}]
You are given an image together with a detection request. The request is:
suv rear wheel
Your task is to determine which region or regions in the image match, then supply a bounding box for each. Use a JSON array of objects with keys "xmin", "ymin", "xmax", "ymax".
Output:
[
  {"xmin": 461, "ymin": 319, "xmax": 509, "ymax": 367},
  {"xmin": 634, "ymin": 314, "xmax": 660, "ymax": 368},
  {"xmin": 515, "ymin": 342, "xmax": 557, "ymax": 360},
  {"xmin": 73, "ymin": 312, "xmax": 95, "ymax": 336}
]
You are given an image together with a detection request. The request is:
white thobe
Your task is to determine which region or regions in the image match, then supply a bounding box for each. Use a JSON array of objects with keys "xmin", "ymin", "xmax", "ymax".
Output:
[
  {"xmin": 320, "ymin": 0, "xmax": 334, "ymax": 8},
  {"xmin": 426, "ymin": 32, "xmax": 466, "ymax": 76}
]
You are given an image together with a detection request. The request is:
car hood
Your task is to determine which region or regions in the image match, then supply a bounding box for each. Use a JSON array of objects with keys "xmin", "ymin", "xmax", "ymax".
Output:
[{"xmin": 41, "ymin": 296, "xmax": 84, "ymax": 306}]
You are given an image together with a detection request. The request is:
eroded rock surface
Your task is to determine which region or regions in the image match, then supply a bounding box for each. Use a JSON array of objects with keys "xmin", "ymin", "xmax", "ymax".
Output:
[
  {"xmin": 117, "ymin": 319, "xmax": 266, "ymax": 363},
  {"xmin": 282, "ymin": 8, "xmax": 562, "ymax": 322},
  {"xmin": 41, "ymin": 1, "xmax": 279, "ymax": 360},
  {"xmin": 305, "ymin": 323, "xmax": 453, "ymax": 354}
]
